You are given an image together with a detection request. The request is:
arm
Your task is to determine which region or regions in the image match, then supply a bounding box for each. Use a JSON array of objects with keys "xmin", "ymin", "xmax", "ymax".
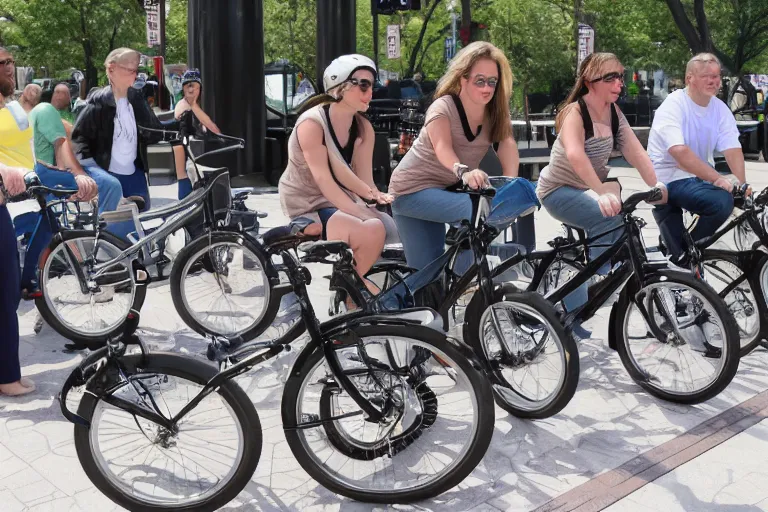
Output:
[
  {"xmin": 61, "ymin": 119, "xmax": 73, "ymax": 139},
  {"xmin": 496, "ymin": 136, "xmax": 519, "ymax": 177},
  {"xmin": 297, "ymin": 121, "xmax": 375, "ymax": 219},
  {"xmin": 70, "ymin": 103, "xmax": 99, "ymax": 161},
  {"xmin": 617, "ymin": 111, "xmax": 658, "ymax": 187},
  {"xmin": 53, "ymin": 138, "xmax": 97, "ymax": 201},
  {"xmin": 426, "ymin": 116, "xmax": 462, "ymax": 171},
  {"xmin": 190, "ymin": 102, "xmax": 220, "ymax": 134},
  {"xmin": 722, "ymin": 147, "xmax": 745, "ymax": 184},
  {"xmin": 0, "ymin": 164, "xmax": 28, "ymax": 203},
  {"xmin": 667, "ymin": 145, "xmax": 722, "ymax": 183}
]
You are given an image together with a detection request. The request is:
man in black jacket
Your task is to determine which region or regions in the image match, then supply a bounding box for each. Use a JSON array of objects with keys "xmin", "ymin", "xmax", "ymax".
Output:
[{"xmin": 71, "ymin": 48, "xmax": 166, "ymax": 236}]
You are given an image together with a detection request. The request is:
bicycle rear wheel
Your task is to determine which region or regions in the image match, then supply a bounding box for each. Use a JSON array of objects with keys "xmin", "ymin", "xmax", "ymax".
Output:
[
  {"xmin": 73, "ymin": 352, "xmax": 261, "ymax": 512},
  {"xmin": 281, "ymin": 323, "xmax": 494, "ymax": 503},
  {"xmin": 36, "ymin": 230, "xmax": 145, "ymax": 346}
]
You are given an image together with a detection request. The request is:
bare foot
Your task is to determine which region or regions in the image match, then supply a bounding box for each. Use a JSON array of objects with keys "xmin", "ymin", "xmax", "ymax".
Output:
[{"xmin": 0, "ymin": 379, "xmax": 35, "ymax": 396}]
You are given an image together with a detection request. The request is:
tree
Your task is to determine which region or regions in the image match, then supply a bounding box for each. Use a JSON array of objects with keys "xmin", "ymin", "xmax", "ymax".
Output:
[
  {"xmin": 664, "ymin": 0, "xmax": 768, "ymax": 75},
  {"xmin": 0, "ymin": 0, "xmax": 147, "ymax": 88},
  {"xmin": 165, "ymin": 0, "xmax": 188, "ymax": 64}
]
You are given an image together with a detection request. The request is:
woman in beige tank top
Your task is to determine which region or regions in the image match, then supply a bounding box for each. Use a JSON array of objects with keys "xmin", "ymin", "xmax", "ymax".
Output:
[
  {"xmin": 278, "ymin": 55, "xmax": 394, "ymax": 295},
  {"xmin": 388, "ymin": 42, "xmax": 519, "ymax": 269}
]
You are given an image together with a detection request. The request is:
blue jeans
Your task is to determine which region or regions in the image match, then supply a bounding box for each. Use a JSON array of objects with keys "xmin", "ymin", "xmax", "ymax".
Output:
[
  {"xmin": 541, "ymin": 186, "xmax": 624, "ymax": 311},
  {"xmin": 653, "ymin": 178, "xmax": 733, "ymax": 259},
  {"xmin": 19, "ymin": 164, "xmax": 124, "ymax": 291},
  {"xmin": 0, "ymin": 205, "xmax": 21, "ymax": 383},
  {"xmin": 392, "ymin": 188, "xmax": 472, "ymax": 270}
]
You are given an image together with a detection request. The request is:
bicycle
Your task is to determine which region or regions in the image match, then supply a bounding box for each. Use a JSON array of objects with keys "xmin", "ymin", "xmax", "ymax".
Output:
[
  {"xmin": 670, "ymin": 184, "xmax": 768, "ymax": 356},
  {"xmin": 58, "ymin": 240, "xmax": 495, "ymax": 510},
  {"xmin": 474, "ymin": 188, "xmax": 741, "ymax": 404},
  {"xmin": 36, "ymin": 123, "xmax": 281, "ymax": 348},
  {"xmin": 319, "ymin": 177, "xmax": 578, "ymax": 419}
]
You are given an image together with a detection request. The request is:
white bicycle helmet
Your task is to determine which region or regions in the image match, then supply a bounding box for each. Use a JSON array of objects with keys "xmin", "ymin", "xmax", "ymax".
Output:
[{"xmin": 323, "ymin": 54, "xmax": 377, "ymax": 92}]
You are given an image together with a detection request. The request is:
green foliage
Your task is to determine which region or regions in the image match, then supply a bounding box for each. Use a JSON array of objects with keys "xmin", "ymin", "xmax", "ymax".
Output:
[
  {"xmin": 166, "ymin": 0, "xmax": 188, "ymax": 64},
  {"xmin": 263, "ymin": 0, "xmax": 317, "ymax": 81}
]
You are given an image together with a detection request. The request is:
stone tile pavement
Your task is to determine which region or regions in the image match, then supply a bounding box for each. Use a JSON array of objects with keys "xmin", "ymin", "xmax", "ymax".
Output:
[{"xmin": 3, "ymin": 161, "xmax": 768, "ymax": 511}]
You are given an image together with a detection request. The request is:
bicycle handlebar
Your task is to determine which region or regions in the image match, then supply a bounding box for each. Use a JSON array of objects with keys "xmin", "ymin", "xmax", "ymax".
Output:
[
  {"xmin": 621, "ymin": 187, "xmax": 663, "ymax": 214},
  {"xmin": 0, "ymin": 171, "xmax": 80, "ymax": 202}
]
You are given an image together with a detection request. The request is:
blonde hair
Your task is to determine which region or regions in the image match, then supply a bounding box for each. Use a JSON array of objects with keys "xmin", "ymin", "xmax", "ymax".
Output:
[
  {"xmin": 685, "ymin": 53, "xmax": 721, "ymax": 85},
  {"xmin": 104, "ymin": 48, "xmax": 140, "ymax": 70},
  {"xmin": 555, "ymin": 52, "xmax": 622, "ymax": 132},
  {"xmin": 435, "ymin": 41, "xmax": 513, "ymax": 143}
]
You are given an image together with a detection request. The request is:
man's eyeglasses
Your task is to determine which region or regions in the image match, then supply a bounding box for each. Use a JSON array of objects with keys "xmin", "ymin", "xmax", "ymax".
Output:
[
  {"xmin": 471, "ymin": 76, "xmax": 498, "ymax": 89},
  {"xmin": 591, "ymin": 72, "xmax": 625, "ymax": 84},
  {"xmin": 0, "ymin": 58, "xmax": 15, "ymax": 68},
  {"xmin": 347, "ymin": 78, "xmax": 373, "ymax": 92},
  {"xmin": 119, "ymin": 64, "xmax": 139, "ymax": 75}
]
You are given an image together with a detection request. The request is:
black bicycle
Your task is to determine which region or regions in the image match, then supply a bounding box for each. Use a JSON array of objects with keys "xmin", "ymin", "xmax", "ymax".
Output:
[
  {"xmin": 58, "ymin": 240, "xmax": 496, "ymax": 510},
  {"xmin": 475, "ymin": 188, "xmax": 741, "ymax": 404},
  {"xmin": 673, "ymin": 184, "xmax": 768, "ymax": 356},
  {"xmin": 318, "ymin": 178, "xmax": 577, "ymax": 420}
]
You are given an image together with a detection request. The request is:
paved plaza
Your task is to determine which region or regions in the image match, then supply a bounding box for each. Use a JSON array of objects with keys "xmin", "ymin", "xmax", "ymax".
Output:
[{"xmin": 3, "ymin": 161, "xmax": 768, "ymax": 511}]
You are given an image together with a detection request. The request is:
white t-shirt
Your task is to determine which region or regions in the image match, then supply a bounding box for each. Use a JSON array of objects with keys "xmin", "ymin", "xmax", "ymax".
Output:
[
  {"xmin": 109, "ymin": 97, "xmax": 138, "ymax": 176},
  {"xmin": 647, "ymin": 88, "xmax": 741, "ymax": 184}
]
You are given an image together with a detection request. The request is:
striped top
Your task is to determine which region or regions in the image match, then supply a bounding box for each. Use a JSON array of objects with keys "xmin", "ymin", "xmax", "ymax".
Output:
[{"xmin": 536, "ymin": 104, "xmax": 629, "ymax": 200}]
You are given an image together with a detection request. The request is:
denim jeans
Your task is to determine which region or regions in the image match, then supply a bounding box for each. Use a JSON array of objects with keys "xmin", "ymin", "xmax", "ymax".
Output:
[
  {"xmin": 20, "ymin": 164, "xmax": 124, "ymax": 291},
  {"xmin": 540, "ymin": 185, "xmax": 624, "ymax": 311},
  {"xmin": 652, "ymin": 177, "xmax": 734, "ymax": 259},
  {"xmin": 392, "ymin": 188, "xmax": 472, "ymax": 270}
]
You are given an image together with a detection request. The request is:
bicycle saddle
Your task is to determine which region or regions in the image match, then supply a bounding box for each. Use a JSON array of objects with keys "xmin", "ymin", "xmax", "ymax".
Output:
[
  {"xmin": 298, "ymin": 240, "xmax": 350, "ymax": 260},
  {"xmin": 262, "ymin": 225, "xmax": 320, "ymax": 252}
]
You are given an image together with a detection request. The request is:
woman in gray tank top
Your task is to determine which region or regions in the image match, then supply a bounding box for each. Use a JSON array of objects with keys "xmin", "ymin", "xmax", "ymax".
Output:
[
  {"xmin": 388, "ymin": 42, "xmax": 519, "ymax": 270},
  {"xmin": 536, "ymin": 52, "xmax": 666, "ymax": 337}
]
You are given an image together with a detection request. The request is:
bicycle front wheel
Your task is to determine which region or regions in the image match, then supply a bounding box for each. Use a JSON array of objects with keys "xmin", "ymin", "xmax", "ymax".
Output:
[
  {"xmin": 73, "ymin": 352, "xmax": 261, "ymax": 512},
  {"xmin": 614, "ymin": 271, "xmax": 740, "ymax": 404},
  {"xmin": 170, "ymin": 231, "xmax": 280, "ymax": 341},
  {"xmin": 281, "ymin": 323, "xmax": 494, "ymax": 503}
]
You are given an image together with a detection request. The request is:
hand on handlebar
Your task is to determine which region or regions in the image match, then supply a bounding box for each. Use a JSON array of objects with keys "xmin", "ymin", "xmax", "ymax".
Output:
[
  {"xmin": 714, "ymin": 176, "xmax": 735, "ymax": 193},
  {"xmin": 647, "ymin": 182, "xmax": 668, "ymax": 205},
  {"xmin": 462, "ymin": 169, "xmax": 489, "ymax": 190},
  {"xmin": 0, "ymin": 166, "xmax": 28, "ymax": 201},
  {"xmin": 374, "ymin": 190, "xmax": 394, "ymax": 204},
  {"xmin": 597, "ymin": 192, "xmax": 622, "ymax": 217},
  {"xmin": 72, "ymin": 174, "xmax": 98, "ymax": 202}
]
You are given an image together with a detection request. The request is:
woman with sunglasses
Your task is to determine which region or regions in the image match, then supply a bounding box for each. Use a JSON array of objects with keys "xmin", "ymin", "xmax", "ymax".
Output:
[
  {"xmin": 279, "ymin": 54, "xmax": 396, "ymax": 298},
  {"xmin": 536, "ymin": 52, "xmax": 665, "ymax": 336},
  {"xmin": 72, "ymin": 48, "xmax": 165, "ymax": 226},
  {"xmin": 388, "ymin": 41, "xmax": 519, "ymax": 270}
]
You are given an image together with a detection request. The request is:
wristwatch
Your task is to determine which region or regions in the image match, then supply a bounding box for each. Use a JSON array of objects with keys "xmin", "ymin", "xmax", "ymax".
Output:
[{"xmin": 453, "ymin": 162, "xmax": 469, "ymax": 179}]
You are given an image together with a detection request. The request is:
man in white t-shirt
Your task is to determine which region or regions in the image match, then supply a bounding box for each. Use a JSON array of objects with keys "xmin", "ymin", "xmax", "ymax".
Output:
[{"xmin": 647, "ymin": 53, "xmax": 745, "ymax": 262}]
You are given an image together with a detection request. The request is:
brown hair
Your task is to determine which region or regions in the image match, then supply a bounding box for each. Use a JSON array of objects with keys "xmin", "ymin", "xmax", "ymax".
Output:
[
  {"xmin": 434, "ymin": 41, "xmax": 513, "ymax": 143},
  {"xmin": 555, "ymin": 52, "xmax": 622, "ymax": 132},
  {"xmin": 297, "ymin": 82, "xmax": 355, "ymax": 115}
]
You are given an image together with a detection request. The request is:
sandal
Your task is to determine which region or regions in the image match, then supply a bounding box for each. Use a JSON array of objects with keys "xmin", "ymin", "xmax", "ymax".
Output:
[{"xmin": 0, "ymin": 378, "xmax": 35, "ymax": 396}]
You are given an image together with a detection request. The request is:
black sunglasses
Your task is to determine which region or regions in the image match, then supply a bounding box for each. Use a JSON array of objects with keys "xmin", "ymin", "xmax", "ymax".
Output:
[
  {"xmin": 0, "ymin": 58, "xmax": 15, "ymax": 67},
  {"xmin": 347, "ymin": 78, "xmax": 373, "ymax": 92},
  {"xmin": 591, "ymin": 72, "xmax": 625, "ymax": 84},
  {"xmin": 472, "ymin": 76, "xmax": 498, "ymax": 89}
]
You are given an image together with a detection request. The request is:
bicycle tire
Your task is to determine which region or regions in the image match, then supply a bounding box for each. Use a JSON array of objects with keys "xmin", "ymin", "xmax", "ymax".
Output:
[
  {"xmin": 613, "ymin": 270, "xmax": 740, "ymax": 404},
  {"xmin": 73, "ymin": 352, "xmax": 262, "ymax": 512},
  {"xmin": 170, "ymin": 231, "xmax": 281, "ymax": 341},
  {"xmin": 463, "ymin": 285, "xmax": 579, "ymax": 419},
  {"xmin": 281, "ymin": 323, "xmax": 494, "ymax": 503},
  {"xmin": 36, "ymin": 230, "xmax": 146, "ymax": 346}
]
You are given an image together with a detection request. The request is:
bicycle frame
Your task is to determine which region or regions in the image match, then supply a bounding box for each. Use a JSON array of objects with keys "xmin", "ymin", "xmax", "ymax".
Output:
[{"xmin": 59, "ymin": 248, "xmax": 446, "ymax": 430}]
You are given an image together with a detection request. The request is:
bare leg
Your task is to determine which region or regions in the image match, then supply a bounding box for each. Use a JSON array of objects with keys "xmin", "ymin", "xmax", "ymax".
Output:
[
  {"xmin": 173, "ymin": 145, "xmax": 186, "ymax": 180},
  {"xmin": 325, "ymin": 212, "xmax": 385, "ymax": 294}
]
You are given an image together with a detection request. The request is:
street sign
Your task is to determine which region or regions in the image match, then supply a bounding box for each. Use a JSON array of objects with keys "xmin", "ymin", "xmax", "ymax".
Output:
[
  {"xmin": 577, "ymin": 23, "xmax": 594, "ymax": 69},
  {"xmin": 387, "ymin": 25, "xmax": 401, "ymax": 59},
  {"xmin": 444, "ymin": 37, "xmax": 455, "ymax": 62},
  {"xmin": 144, "ymin": 0, "xmax": 160, "ymax": 47}
]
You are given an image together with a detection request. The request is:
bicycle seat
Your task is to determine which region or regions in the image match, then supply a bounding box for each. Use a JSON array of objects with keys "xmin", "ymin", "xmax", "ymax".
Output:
[
  {"xmin": 262, "ymin": 225, "xmax": 319, "ymax": 252},
  {"xmin": 562, "ymin": 224, "xmax": 586, "ymax": 241},
  {"xmin": 380, "ymin": 244, "xmax": 406, "ymax": 262},
  {"xmin": 298, "ymin": 240, "xmax": 350, "ymax": 260}
]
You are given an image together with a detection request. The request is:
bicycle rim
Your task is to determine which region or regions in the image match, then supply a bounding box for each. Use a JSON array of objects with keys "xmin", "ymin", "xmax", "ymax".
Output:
[
  {"xmin": 622, "ymin": 281, "xmax": 730, "ymax": 397},
  {"xmin": 87, "ymin": 372, "xmax": 245, "ymax": 507},
  {"xmin": 179, "ymin": 240, "xmax": 270, "ymax": 336},
  {"xmin": 478, "ymin": 301, "xmax": 567, "ymax": 411},
  {"xmin": 42, "ymin": 236, "xmax": 134, "ymax": 337},
  {"xmin": 702, "ymin": 258, "xmax": 759, "ymax": 350},
  {"xmin": 292, "ymin": 336, "xmax": 481, "ymax": 495}
]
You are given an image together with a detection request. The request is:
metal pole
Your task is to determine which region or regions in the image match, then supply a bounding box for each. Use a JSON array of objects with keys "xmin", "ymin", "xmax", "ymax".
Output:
[
  {"xmin": 159, "ymin": 0, "xmax": 166, "ymax": 59},
  {"xmin": 372, "ymin": 0, "xmax": 379, "ymax": 71}
]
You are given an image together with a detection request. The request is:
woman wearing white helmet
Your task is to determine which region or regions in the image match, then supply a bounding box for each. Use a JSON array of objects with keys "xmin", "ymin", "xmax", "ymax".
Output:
[{"xmin": 278, "ymin": 54, "xmax": 395, "ymax": 296}]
